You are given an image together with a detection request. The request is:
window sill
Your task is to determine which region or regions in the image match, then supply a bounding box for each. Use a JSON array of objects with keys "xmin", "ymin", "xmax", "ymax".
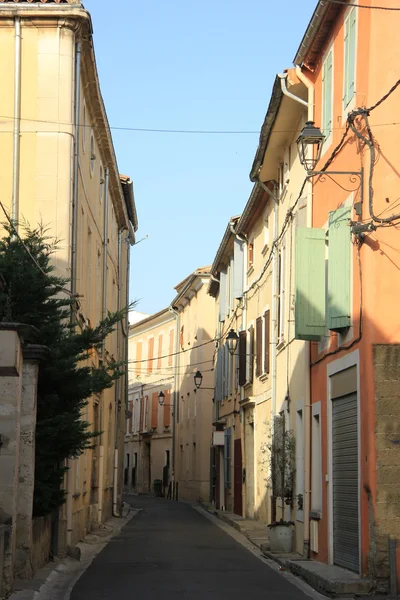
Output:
[
  {"xmin": 276, "ymin": 338, "xmax": 286, "ymax": 351},
  {"xmin": 259, "ymin": 373, "xmax": 269, "ymax": 382},
  {"xmin": 261, "ymin": 244, "xmax": 269, "ymax": 257}
]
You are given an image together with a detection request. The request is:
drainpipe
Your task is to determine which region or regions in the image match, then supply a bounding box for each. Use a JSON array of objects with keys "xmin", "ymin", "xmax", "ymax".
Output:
[
  {"xmin": 12, "ymin": 16, "xmax": 22, "ymax": 227},
  {"xmin": 113, "ymin": 230, "xmax": 123, "ymax": 517},
  {"xmin": 98, "ymin": 167, "xmax": 109, "ymax": 524},
  {"xmin": 168, "ymin": 305, "xmax": 180, "ymax": 495},
  {"xmin": 66, "ymin": 40, "xmax": 82, "ymax": 548},
  {"xmin": 293, "ymin": 66, "xmax": 315, "ymax": 558},
  {"xmin": 278, "ymin": 72, "xmax": 308, "ymax": 108}
]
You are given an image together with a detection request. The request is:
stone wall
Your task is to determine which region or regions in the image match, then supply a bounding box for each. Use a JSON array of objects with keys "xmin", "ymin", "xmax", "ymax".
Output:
[
  {"xmin": 372, "ymin": 344, "xmax": 400, "ymax": 592},
  {"xmin": 30, "ymin": 516, "xmax": 52, "ymax": 574}
]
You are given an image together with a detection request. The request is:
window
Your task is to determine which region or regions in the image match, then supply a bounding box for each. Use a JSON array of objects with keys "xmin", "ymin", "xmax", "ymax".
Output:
[
  {"xmin": 277, "ymin": 246, "xmax": 286, "ymax": 343},
  {"xmin": 90, "ymin": 130, "xmax": 96, "ymax": 175},
  {"xmin": 343, "ymin": 7, "xmax": 356, "ymax": 109},
  {"xmin": 100, "ymin": 164, "xmax": 104, "ymax": 204},
  {"xmin": 82, "ymin": 102, "xmax": 87, "ymax": 152},
  {"xmin": 256, "ymin": 316, "xmax": 263, "ymax": 378},
  {"xmin": 135, "ymin": 341, "xmax": 142, "ymax": 376},
  {"xmin": 311, "ymin": 405, "xmax": 322, "ymax": 513},
  {"xmin": 168, "ymin": 329, "xmax": 174, "ymax": 367},
  {"xmin": 264, "ymin": 309, "xmax": 270, "ymax": 375},
  {"xmin": 322, "ymin": 49, "xmax": 333, "ymax": 139},
  {"xmin": 165, "ymin": 450, "xmax": 170, "ymax": 468},
  {"xmin": 248, "ymin": 239, "xmax": 254, "ymax": 271},
  {"xmin": 238, "ymin": 330, "xmax": 247, "ymax": 386},
  {"xmin": 245, "ymin": 324, "xmax": 254, "ymax": 385}
]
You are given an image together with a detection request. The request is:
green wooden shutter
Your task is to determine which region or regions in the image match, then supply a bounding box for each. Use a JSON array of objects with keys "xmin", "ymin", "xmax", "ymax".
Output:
[
  {"xmin": 344, "ymin": 8, "xmax": 356, "ymax": 107},
  {"xmin": 348, "ymin": 8, "xmax": 356, "ymax": 102},
  {"xmin": 295, "ymin": 228, "xmax": 326, "ymax": 341},
  {"xmin": 219, "ymin": 269, "xmax": 227, "ymax": 322},
  {"xmin": 328, "ymin": 207, "xmax": 351, "ymax": 331},
  {"xmin": 322, "ymin": 51, "xmax": 333, "ymax": 136}
]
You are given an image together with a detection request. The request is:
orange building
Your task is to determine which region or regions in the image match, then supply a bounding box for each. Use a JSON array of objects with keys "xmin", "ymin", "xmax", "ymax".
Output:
[{"xmin": 294, "ymin": 0, "xmax": 400, "ymax": 590}]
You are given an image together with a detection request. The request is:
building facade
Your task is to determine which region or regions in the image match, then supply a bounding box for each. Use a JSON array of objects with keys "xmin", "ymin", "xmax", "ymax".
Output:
[
  {"xmin": 294, "ymin": 0, "xmax": 400, "ymax": 588},
  {"xmin": 173, "ymin": 268, "xmax": 215, "ymax": 503},
  {"xmin": 0, "ymin": 0, "xmax": 137, "ymax": 554},
  {"xmin": 125, "ymin": 309, "xmax": 175, "ymax": 495}
]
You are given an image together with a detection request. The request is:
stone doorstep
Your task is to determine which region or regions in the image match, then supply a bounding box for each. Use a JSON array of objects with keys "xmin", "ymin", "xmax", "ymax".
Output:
[
  {"xmin": 199, "ymin": 503, "xmax": 270, "ymax": 549},
  {"xmin": 262, "ymin": 550, "xmax": 374, "ymax": 598}
]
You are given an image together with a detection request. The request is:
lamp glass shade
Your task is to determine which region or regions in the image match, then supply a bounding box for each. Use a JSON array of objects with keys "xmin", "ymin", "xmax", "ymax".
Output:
[
  {"xmin": 158, "ymin": 391, "xmax": 165, "ymax": 406},
  {"xmin": 296, "ymin": 121, "xmax": 325, "ymax": 172},
  {"xmin": 226, "ymin": 329, "xmax": 239, "ymax": 356},
  {"xmin": 194, "ymin": 370, "xmax": 203, "ymax": 389}
]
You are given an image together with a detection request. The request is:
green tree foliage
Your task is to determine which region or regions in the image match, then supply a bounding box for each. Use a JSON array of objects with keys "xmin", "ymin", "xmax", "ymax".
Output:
[{"xmin": 0, "ymin": 224, "xmax": 128, "ymax": 515}]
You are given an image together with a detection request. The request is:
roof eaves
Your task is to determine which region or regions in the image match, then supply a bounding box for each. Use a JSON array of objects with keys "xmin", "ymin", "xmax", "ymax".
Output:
[
  {"xmin": 293, "ymin": 0, "xmax": 345, "ymax": 68},
  {"xmin": 250, "ymin": 75, "xmax": 284, "ymax": 182},
  {"xmin": 210, "ymin": 215, "xmax": 240, "ymax": 276},
  {"xmin": 236, "ymin": 184, "xmax": 265, "ymax": 236},
  {"xmin": 120, "ymin": 175, "xmax": 139, "ymax": 243},
  {"xmin": 129, "ymin": 307, "xmax": 172, "ymax": 331}
]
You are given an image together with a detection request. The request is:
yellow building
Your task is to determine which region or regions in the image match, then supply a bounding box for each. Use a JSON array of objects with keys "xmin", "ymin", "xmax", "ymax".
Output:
[
  {"xmin": 173, "ymin": 267, "xmax": 215, "ymax": 503},
  {"xmin": 0, "ymin": 0, "xmax": 138, "ymax": 550},
  {"xmin": 125, "ymin": 309, "xmax": 176, "ymax": 495}
]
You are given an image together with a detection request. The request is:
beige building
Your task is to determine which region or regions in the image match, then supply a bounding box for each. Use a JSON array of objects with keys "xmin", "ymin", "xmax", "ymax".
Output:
[
  {"xmin": 0, "ymin": 0, "xmax": 137, "ymax": 554},
  {"xmin": 173, "ymin": 267, "xmax": 215, "ymax": 503},
  {"xmin": 125, "ymin": 309, "xmax": 175, "ymax": 495},
  {"xmin": 244, "ymin": 68, "xmax": 311, "ymax": 554}
]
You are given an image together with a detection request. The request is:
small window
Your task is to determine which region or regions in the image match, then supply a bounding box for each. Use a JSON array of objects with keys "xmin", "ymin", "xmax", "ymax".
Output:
[
  {"xmin": 100, "ymin": 164, "xmax": 104, "ymax": 204},
  {"xmin": 90, "ymin": 130, "xmax": 96, "ymax": 175},
  {"xmin": 248, "ymin": 239, "xmax": 254, "ymax": 270}
]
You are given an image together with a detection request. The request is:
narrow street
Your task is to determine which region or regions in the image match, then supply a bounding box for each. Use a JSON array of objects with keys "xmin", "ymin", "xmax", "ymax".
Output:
[{"xmin": 71, "ymin": 496, "xmax": 313, "ymax": 600}]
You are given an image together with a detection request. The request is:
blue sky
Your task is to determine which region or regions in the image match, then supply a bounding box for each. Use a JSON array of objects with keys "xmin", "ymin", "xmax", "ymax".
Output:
[{"xmin": 84, "ymin": 0, "xmax": 317, "ymax": 315}]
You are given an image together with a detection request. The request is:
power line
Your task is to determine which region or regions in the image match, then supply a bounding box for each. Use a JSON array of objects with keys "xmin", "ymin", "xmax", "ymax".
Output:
[
  {"xmin": 1, "ymin": 112, "xmax": 400, "ymax": 136},
  {"xmin": 323, "ymin": 0, "xmax": 400, "ymax": 10}
]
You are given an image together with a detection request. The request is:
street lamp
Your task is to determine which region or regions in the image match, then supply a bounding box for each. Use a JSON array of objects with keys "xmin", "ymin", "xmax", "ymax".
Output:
[
  {"xmin": 193, "ymin": 370, "xmax": 214, "ymax": 390},
  {"xmin": 296, "ymin": 121, "xmax": 363, "ymax": 215},
  {"xmin": 226, "ymin": 329, "xmax": 239, "ymax": 356},
  {"xmin": 296, "ymin": 121, "xmax": 325, "ymax": 173},
  {"xmin": 194, "ymin": 371, "xmax": 203, "ymax": 389},
  {"xmin": 158, "ymin": 391, "xmax": 165, "ymax": 406}
]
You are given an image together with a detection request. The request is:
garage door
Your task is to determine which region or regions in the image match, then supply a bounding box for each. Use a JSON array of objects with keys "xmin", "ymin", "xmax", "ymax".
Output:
[{"xmin": 332, "ymin": 392, "xmax": 359, "ymax": 573}]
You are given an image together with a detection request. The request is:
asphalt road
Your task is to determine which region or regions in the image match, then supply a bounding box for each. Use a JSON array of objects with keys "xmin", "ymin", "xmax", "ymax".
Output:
[{"xmin": 71, "ymin": 496, "xmax": 312, "ymax": 600}]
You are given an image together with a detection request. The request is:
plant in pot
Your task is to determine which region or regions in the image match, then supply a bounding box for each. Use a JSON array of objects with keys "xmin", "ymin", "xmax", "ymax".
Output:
[{"xmin": 267, "ymin": 416, "xmax": 296, "ymax": 553}]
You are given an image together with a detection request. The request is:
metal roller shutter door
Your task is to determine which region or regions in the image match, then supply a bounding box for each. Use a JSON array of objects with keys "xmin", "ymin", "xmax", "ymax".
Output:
[{"xmin": 332, "ymin": 392, "xmax": 359, "ymax": 573}]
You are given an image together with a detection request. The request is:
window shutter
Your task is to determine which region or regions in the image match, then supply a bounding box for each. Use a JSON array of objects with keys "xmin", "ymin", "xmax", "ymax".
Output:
[
  {"xmin": 248, "ymin": 325, "xmax": 254, "ymax": 385},
  {"xmin": 348, "ymin": 8, "xmax": 356, "ymax": 103},
  {"xmin": 228, "ymin": 345, "xmax": 233, "ymax": 397},
  {"xmin": 163, "ymin": 390, "xmax": 171, "ymax": 428},
  {"xmin": 219, "ymin": 269, "xmax": 227, "ymax": 322},
  {"xmin": 215, "ymin": 349, "xmax": 223, "ymax": 402},
  {"xmin": 264, "ymin": 310, "xmax": 270, "ymax": 374},
  {"xmin": 147, "ymin": 338, "xmax": 154, "ymax": 373},
  {"xmin": 223, "ymin": 344, "xmax": 229, "ymax": 399},
  {"xmin": 328, "ymin": 207, "xmax": 351, "ymax": 331},
  {"xmin": 139, "ymin": 396, "xmax": 144, "ymax": 431},
  {"xmin": 224, "ymin": 428, "xmax": 231, "ymax": 489},
  {"xmin": 323, "ymin": 51, "xmax": 333, "ymax": 135},
  {"xmin": 129, "ymin": 400, "xmax": 133, "ymax": 433},
  {"xmin": 233, "ymin": 239, "xmax": 244, "ymax": 299},
  {"xmin": 229, "ymin": 259, "xmax": 235, "ymax": 311},
  {"xmin": 157, "ymin": 334, "xmax": 163, "ymax": 370},
  {"xmin": 151, "ymin": 392, "xmax": 158, "ymax": 429},
  {"xmin": 256, "ymin": 317, "xmax": 262, "ymax": 378},
  {"xmin": 238, "ymin": 331, "xmax": 247, "ymax": 386},
  {"xmin": 295, "ymin": 228, "xmax": 326, "ymax": 340}
]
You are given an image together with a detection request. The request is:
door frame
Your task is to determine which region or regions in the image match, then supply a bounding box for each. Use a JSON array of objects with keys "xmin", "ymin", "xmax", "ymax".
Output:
[{"xmin": 327, "ymin": 349, "xmax": 361, "ymax": 571}]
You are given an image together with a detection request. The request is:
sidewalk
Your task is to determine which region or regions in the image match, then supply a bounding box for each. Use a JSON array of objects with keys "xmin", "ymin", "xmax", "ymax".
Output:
[
  {"xmin": 199, "ymin": 503, "xmax": 375, "ymax": 598},
  {"xmin": 10, "ymin": 503, "xmax": 138, "ymax": 600}
]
